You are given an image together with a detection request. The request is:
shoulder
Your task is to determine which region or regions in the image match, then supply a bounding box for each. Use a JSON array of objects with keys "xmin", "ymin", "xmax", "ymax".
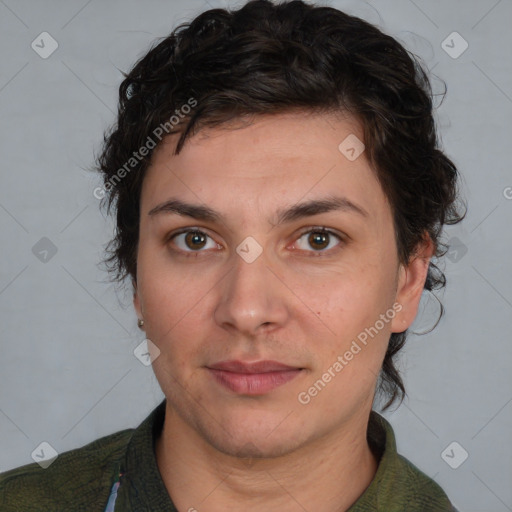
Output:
[
  {"xmin": 360, "ymin": 412, "xmax": 458, "ymax": 511},
  {"xmin": 394, "ymin": 453, "xmax": 457, "ymax": 510},
  {"xmin": 0, "ymin": 428, "xmax": 134, "ymax": 512}
]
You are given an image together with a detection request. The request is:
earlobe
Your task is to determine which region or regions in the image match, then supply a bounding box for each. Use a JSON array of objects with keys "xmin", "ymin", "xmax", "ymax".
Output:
[{"xmin": 391, "ymin": 236, "xmax": 435, "ymax": 333}]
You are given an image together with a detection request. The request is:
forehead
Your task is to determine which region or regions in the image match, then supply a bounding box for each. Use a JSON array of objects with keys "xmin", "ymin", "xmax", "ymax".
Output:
[{"xmin": 140, "ymin": 111, "xmax": 390, "ymax": 223}]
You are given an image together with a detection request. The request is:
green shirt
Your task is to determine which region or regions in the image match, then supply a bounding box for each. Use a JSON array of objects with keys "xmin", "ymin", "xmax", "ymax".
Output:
[{"xmin": 0, "ymin": 400, "xmax": 457, "ymax": 511}]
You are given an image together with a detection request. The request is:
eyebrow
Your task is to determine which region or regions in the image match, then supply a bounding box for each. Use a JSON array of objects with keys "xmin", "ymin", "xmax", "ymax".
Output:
[{"xmin": 148, "ymin": 195, "xmax": 368, "ymax": 225}]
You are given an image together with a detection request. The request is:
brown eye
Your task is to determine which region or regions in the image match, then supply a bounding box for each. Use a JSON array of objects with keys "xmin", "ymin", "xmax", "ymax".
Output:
[
  {"xmin": 170, "ymin": 230, "xmax": 217, "ymax": 252},
  {"xmin": 295, "ymin": 228, "xmax": 342, "ymax": 253},
  {"xmin": 308, "ymin": 231, "xmax": 330, "ymax": 250},
  {"xmin": 184, "ymin": 231, "xmax": 207, "ymax": 250}
]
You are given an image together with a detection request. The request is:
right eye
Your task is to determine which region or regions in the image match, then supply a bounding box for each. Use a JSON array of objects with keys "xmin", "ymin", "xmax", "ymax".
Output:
[{"xmin": 168, "ymin": 229, "xmax": 221, "ymax": 254}]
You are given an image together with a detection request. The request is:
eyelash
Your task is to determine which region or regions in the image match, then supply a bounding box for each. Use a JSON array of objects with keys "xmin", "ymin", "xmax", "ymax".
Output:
[{"xmin": 166, "ymin": 226, "xmax": 345, "ymax": 257}]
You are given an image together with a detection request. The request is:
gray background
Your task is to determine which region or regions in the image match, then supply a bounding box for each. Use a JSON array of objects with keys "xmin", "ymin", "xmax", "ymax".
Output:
[{"xmin": 1, "ymin": 0, "xmax": 511, "ymax": 510}]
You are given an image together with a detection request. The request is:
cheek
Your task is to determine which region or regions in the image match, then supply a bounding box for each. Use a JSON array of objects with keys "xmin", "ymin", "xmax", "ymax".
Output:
[
  {"xmin": 307, "ymin": 263, "xmax": 395, "ymax": 332},
  {"xmin": 300, "ymin": 262, "xmax": 397, "ymax": 390},
  {"xmin": 136, "ymin": 259, "xmax": 215, "ymax": 366},
  {"xmin": 300, "ymin": 281, "xmax": 394, "ymax": 413},
  {"xmin": 137, "ymin": 240, "xmax": 209, "ymax": 319}
]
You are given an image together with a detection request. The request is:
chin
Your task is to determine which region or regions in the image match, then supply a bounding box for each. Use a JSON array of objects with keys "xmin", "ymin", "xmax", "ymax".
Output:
[
  {"xmin": 196, "ymin": 407, "xmax": 311, "ymax": 458},
  {"xmin": 164, "ymin": 388, "xmax": 323, "ymax": 459},
  {"xmin": 207, "ymin": 429, "xmax": 306, "ymax": 460}
]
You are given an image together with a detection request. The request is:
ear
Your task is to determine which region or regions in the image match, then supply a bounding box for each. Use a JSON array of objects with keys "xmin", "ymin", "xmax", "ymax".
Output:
[
  {"xmin": 133, "ymin": 278, "xmax": 143, "ymax": 320},
  {"xmin": 391, "ymin": 235, "xmax": 435, "ymax": 333}
]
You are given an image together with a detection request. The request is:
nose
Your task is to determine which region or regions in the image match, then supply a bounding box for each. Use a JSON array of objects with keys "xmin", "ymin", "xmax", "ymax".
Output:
[{"xmin": 213, "ymin": 248, "xmax": 289, "ymax": 337}]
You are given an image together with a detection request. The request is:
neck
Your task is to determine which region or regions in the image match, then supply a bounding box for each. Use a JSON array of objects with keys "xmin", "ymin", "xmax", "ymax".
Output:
[{"xmin": 155, "ymin": 405, "xmax": 379, "ymax": 512}]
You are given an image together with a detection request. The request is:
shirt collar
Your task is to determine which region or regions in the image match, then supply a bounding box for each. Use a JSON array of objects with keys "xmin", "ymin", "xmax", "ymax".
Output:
[{"xmin": 115, "ymin": 399, "xmax": 176, "ymax": 511}]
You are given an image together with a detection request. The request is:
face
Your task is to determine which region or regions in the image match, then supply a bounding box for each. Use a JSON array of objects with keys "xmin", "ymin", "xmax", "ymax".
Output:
[{"xmin": 134, "ymin": 111, "xmax": 430, "ymax": 458}]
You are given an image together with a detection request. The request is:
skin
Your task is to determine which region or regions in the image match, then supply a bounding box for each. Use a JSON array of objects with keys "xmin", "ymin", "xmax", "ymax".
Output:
[{"xmin": 133, "ymin": 111, "xmax": 433, "ymax": 512}]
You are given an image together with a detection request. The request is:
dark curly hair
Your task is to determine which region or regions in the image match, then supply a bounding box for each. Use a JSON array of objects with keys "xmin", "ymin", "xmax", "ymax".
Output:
[{"xmin": 96, "ymin": 0, "xmax": 464, "ymax": 411}]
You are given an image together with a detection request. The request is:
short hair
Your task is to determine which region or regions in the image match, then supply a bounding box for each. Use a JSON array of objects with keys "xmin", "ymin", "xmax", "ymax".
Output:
[{"xmin": 96, "ymin": 0, "xmax": 465, "ymax": 410}]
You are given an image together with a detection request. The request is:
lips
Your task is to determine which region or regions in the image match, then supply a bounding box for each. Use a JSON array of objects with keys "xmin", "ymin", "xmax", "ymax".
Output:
[
  {"xmin": 206, "ymin": 360, "xmax": 303, "ymax": 395},
  {"xmin": 208, "ymin": 360, "xmax": 299, "ymax": 373}
]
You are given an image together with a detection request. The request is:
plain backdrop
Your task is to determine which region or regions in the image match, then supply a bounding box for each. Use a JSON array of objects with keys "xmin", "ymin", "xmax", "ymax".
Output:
[{"xmin": 1, "ymin": 1, "xmax": 511, "ymax": 511}]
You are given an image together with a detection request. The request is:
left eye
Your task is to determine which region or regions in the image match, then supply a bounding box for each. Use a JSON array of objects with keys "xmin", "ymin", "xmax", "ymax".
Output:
[{"xmin": 294, "ymin": 229, "xmax": 342, "ymax": 252}]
